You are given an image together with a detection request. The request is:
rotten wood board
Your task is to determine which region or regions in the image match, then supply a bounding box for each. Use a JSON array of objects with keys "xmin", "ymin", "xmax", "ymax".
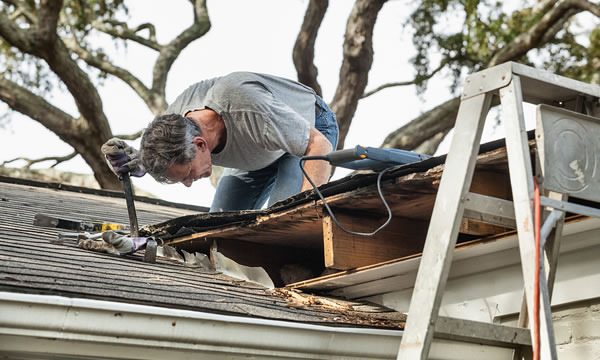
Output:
[{"xmin": 323, "ymin": 212, "xmax": 428, "ymax": 270}]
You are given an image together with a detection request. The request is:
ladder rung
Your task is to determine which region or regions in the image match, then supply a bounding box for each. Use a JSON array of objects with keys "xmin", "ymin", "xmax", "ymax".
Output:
[
  {"xmin": 463, "ymin": 192, "xmax": 517, "ymax": 228},
  {"xmin": 434, "ymin": 316, "xmax": 531, "ymax": 348}
]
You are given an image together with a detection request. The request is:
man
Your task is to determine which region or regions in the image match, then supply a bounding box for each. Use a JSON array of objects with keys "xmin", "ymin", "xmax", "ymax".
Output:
[{"xmin": 102, "ymin": 71, "xmax": 338, "ymax": 212}]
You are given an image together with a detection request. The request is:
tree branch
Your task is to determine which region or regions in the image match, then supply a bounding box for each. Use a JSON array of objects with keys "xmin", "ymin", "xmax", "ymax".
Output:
[
  {"xmin": 91, "ymin": 19, "xmax": 162, "ymax": 51},
  {"xmin": 361, "ymin": 59, "xmax": 448, "ymax": 98},
  {"xmin": 1, "ymin": 2, "xmax": 112, "ymax": 138},
  {"xmin": 36, "ymin": 0, "xmax": 62, "ymax": 45},
  {"xmin": 152, "ymin": 0, "xmax": 211, "ymax": 101},
  {"xmin": 489, "ymin": 0, "xmax": 599, "ymax": 66},
  {"xmin": 0, "ymin": 7, "xmax": 37, "ymax": 52},
  {"xmin": 64, "ymin": 35, "xmax": 163, "ymax": 113},
  {"xmin": 115, "ymin": 129, "xmax": 143, "ymax": 140},
  {"xmin": 330, "ymin": 0, "xmax": 387, "ymax": 149},
  {"xmin": 0, "ymin": 76, "xmax": 78, "ymax": 134},
  {"xmin": 293, "ymin": 0, "xmax": 328, "ymax": 96},
  {"xmin": 382, "ymin": 0, "xmax": 600, "ymax": 153},
  {"xmin": 0, "ymin": 4, "xmax": 120, "ymax": 189},
  {"xmin": 4, "ymin": 0, "xmax": 37, "ymax": 24},
  {"xmin": 2, "ymin": 152, "xmax": 77, "ymax": 169},
  {"xmin": 533, "ymin": 0, "xmax": 560, "ymax": 13}
]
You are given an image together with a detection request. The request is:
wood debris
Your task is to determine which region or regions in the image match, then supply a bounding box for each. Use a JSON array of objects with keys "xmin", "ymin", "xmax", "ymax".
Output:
[{"xmin": 271, "ymin": 288, "xmax": 406, "ymax": 329}]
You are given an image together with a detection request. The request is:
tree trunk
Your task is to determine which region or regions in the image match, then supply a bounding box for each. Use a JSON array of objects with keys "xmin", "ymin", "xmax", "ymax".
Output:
[
  {"xmin": 330, "ymin": 0, "xmax": 387, "ymax": 150},
  {"xmin": 380, "ymin": 97, "xmax": 461, "ymax": 151},
  {"xmin": 293, "ymin": 0, "xmax": 328, "ymax": 96}
]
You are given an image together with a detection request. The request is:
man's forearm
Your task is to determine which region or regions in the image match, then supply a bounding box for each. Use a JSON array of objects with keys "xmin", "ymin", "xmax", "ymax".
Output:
[
  {"xmin": 300, "ymin": 127, "xmax": 333, "ymax": 192},
  {"xmin": 301, "ymin": 159, "xmax": 331, "ymax": 192}
]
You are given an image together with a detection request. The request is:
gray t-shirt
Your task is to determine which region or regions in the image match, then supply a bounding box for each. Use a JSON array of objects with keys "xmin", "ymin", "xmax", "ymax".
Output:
[{"xmin": 166, "ymin": 72, "xmax": 317, "ymax": 171}]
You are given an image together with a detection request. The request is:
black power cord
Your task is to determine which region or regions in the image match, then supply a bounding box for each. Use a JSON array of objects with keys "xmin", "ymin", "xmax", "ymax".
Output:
[{"xmin": 299, "ymin": 156, "xmax": 393, "ymax": 237}]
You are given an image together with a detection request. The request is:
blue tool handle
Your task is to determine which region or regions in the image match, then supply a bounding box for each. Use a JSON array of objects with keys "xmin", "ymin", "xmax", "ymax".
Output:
[
  {"xmin": 362, "ymin": 147, "xmax": 431, "ymax": 164},
  {"xmin": 324, "ymin": 145, "xmax": 431, "ymax": 170}
]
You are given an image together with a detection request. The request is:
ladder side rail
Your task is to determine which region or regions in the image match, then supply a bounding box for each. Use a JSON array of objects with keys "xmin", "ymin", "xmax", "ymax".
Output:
[
  {"xmin": 500, "ymin": 75, "xmax": 558, "ymax": 360},
  {"xmin": 397, "ymin": 93, "xmax": 493, "ymax": 360},
  {"xmin": 512, "ymin": 199, "xmax": 563, "ymax": 360},
  {"xmin": 535, "ymin": 124, "xmax": 568, "ymax": 300},
  {"xmin": 543, "ymin": 192, "xmax": 567, "ymax": 297}
]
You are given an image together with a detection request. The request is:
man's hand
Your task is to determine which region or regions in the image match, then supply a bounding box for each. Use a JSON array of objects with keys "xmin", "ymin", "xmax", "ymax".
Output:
[
  {"xmin": 301, "ymin": 128, "xmax": 333, "ymax": 192},
  {"xmin": 102, "ymin": 231, "xmax": 149, "ymax": 255},
  {"xmin": 101, "ymin": 138, "xmax": 146, "ymax": 178},
  {"xmin": 77, "ymin": 231, "xmax": 149, "ymax": 256}
]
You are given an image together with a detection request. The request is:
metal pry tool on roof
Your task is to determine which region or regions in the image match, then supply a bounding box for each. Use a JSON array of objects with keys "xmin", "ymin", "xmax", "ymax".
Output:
[
  {"xmin": 34, "ymin": 214, "xmax": 128, "ymax": 232},
  {"xmin": 120, "ymin": 173, "xmax": 157, "ymax": 263}
]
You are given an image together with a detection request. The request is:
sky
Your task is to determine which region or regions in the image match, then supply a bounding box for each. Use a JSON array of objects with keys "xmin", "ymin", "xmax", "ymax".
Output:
[{"xmin": 0, "ymin": 0, "xmax": 535, "ymax": 207}]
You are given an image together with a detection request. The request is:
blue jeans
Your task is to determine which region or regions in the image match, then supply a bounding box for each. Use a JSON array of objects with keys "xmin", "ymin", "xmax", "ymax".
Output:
[{"xmin": 210, "ymin": 96, "xmax": 338, "ymax": 212}]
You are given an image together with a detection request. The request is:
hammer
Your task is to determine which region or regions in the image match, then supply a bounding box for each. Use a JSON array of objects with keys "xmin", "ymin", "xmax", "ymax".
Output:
[{"xmin": 121, "ymin": 173, "xmax": 157, "ymax": 263}]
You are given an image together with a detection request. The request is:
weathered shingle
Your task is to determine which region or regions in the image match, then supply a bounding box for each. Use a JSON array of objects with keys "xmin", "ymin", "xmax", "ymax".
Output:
[{"xmin": 0, "ymin": 178, "xmax": 404, "ymax": 328}]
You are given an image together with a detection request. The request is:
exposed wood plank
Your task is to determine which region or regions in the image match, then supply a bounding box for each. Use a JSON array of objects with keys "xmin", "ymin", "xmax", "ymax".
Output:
[
  {"xmin": 322, "ymin": 213, "xmax": 428, "ymax": 270},
  {"xmin": 471, "ymin": 169, "xmax": 512, "ymax": 200}
]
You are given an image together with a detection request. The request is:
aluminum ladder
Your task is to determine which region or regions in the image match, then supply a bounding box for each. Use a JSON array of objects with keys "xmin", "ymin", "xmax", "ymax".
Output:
[{"xmin": 397, "ymin": 62, "xmax": 600, "ymax": 359}]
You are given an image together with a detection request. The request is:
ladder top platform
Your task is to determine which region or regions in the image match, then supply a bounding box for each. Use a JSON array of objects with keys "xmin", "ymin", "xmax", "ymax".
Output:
[{"xmin": 462, "ymin": 62, "xmax": 600, "ymax": 103}]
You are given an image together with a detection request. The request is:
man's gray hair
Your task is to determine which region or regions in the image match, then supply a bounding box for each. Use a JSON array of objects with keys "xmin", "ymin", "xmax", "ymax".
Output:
[{"xmin": 140, "ymin": 114, "xmax": 203, "ymax": 183}]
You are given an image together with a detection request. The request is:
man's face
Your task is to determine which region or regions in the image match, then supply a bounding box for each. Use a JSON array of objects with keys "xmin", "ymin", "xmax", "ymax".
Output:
[{"xmin": 166, "ymin": 137, "xmax": 212, "ymax": 187}]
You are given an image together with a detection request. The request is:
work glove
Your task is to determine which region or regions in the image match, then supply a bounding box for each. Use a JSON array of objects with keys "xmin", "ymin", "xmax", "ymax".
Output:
[
  {"xmin": 77, "ymin": 232, "xmax": 120, "ymax": 256},
  {"xmin": 102, "ymin": 231, "xmax": 149, "ymax": 255},
  {"xmin": 101, "ymin": 138, "xmax": 146, "ymax": 178}
]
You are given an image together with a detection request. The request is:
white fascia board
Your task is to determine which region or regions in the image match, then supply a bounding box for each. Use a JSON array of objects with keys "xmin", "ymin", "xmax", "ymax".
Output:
[{"xmin": 0, "ymin": 291, "xmax": 401, "ymax": 360}]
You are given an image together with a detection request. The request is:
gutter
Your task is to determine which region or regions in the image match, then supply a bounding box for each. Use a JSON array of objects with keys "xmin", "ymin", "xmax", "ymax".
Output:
[
  {"xmin": 0, "ymin": 292, "xmax": 519, "ymax": 359},
  {"xmin": 0, "ymin": 291, "xmax": 401, "ymax": 360}
]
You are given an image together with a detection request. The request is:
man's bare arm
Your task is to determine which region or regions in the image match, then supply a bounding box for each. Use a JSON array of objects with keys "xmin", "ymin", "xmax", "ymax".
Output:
[{"xmin": 300, "ymin": 127, "xmax": 333, "ymax": 192}]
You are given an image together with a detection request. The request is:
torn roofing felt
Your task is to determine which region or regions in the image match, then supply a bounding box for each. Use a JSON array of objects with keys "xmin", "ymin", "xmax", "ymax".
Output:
[
  {"xmin": 144, "ymin": 131, "xmax": 532, "ymax": 240},
  {"xmin": 0, "ymin": 176, "xmax": 405, "ymax": 328}
]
